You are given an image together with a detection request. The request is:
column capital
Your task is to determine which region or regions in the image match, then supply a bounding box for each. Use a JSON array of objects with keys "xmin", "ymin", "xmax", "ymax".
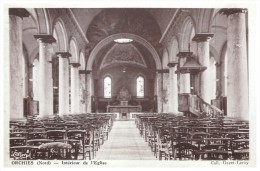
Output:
[
  {"xmin": 79, "ymin": 70, "xmax": 88, "ymax": 74},
  {"xmin": 192, "ymin": 33, "xmax": 214, "ymax": 42},
  {"xmin": 177, "ymin": 52, "xmax": 193, "ymax": 58},
  {"xmin": 218, "ymin": 8, "xmax": 248, "ymax": 16},
  {"xmin": 70, "ymin": 62, "xmax": 81, "ymax": 68},
  {"xmin": 34, "ymin": 34, "xmax": 56, "ymax": 44},
  {"xmin": 9, "ymin": 8, "xmax": 30, "ymax": 18},
  {"xmin": 167, "ymin": 61, "xmax": 179, "ymax": 68},
  {"xmin": 157, "ymin": 69, "xmax": 169, "ymax": 74},
  {"xmin": 56, "ymin": 52, "xmax": 72, "ymax": 58}
]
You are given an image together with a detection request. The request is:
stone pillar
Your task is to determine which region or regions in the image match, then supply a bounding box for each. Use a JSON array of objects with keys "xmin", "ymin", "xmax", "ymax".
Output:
[
  {"xmin": 70, "ymin": 63, "xmax": 81, "ymax": 114},
  {"xmin": 192, "ymin": 33, "xmax": 214, "ymax": 103},
  {"xmin": 220, "ymin": 9, "xmax": 248, "ymax": 119},
  {"xmin": 79, "ymin": 70, "xmax": 88, "ymax": 113},
  {"xmin": 32, "ymin": 59, "xmax": 39, "ymax": 100},
  {"xmin": 162, "ymin": 71, "xmax": 169, "ymax": 113},
  {"xmin": 177, "ymin": 52, "xmax": 192, "ymax": 94},
  {"xmin": 86, "ymin": 71, "xmax": 92, "ymax": 113},
  {"xmin": 56, "ymin": 52, "xmax": 71, "ymax": 116},
  {"xmin": 22, "ymin": 57, "xmax": 29, "ymax": 98},
  {"xmin": 168, "ymin": 62, "xmax": 179, "ymax": 113},
  {"xmin": 9, "ymin": 9, "xmax": 29, "ymax": 120},
  {"xmin": 34, "ymin": 35, "xmax": 56, "ymax": 118},
  {"xmin": 156, "ymin": 70, "xmax": 165, "ymax": 113}
]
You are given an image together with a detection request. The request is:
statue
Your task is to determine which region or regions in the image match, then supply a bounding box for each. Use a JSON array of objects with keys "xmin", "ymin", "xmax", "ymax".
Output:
[{"xmin": 117, "ymin": 87, "xmax": 131, "ymax": 106}]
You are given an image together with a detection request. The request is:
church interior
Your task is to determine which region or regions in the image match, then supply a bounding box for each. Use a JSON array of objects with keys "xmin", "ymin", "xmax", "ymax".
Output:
[{"xmin": 7, "ymin": 8, "xmax": 250, "ymax": 161}]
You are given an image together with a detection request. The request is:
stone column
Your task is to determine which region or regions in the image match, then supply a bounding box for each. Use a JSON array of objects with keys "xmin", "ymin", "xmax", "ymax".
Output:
[
  {"xmin": 70, "ymin": 63, "xmax": 80, "ymax": 114},
  {"xmin": 79, "ymin": 70, "xmax": 88, "ymax": 113},
  {"xmin": 168, "ymin": 62, "xmax": 179, "ymax": 113},
  {"xmin": 162, "ymin": 71, "xmax": 169, "ymax": 113},
  {"xmin": 34, "ymin": 35, "xmax": 56, "ymax": 118},
  {"xmin": 32, "ymin": 59, "xmax": 39, "ymax": 100},
  {"xmin": 22, "ymin": 57, "xmax": 29, "ymax": 98},
  {"xmin": 192, "ymin": 33, "xmax": 214, "ymax": 103},
  {"xmin": 220, "ymin": 9, "xmax": 248, "ymax": 119},
  {"xmin": 9, "ymin": 9, "xmax": 29, "ymax": 120},
  {"xmin": 156, "ymin": 70, "xmax": 164, "ymax": 113},
  {"xmin": 86, "ymin": 71, "xmax": 93, "ymax": 113},
  {"xmin": 177, "ymin": 52, "xmax": 192, "ymax": 94},
  {"xmin": 56, "ymin": 52, "xmax": 71, "ymax": 116}
]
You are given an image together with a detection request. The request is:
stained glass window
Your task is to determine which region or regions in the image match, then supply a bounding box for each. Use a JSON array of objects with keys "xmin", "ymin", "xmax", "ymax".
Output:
[
  {"xmin": 136, "ymin": 76, "xmax": 144, "ymax": 98},
  {"xmin": 104, "ymin": 76, "xmax": 112, "ymax": 98}
]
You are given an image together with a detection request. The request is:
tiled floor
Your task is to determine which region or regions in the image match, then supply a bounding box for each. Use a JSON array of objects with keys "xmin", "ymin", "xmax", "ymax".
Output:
[{"xmin": 95, "ymin": 121, "xmax": 156, "ymax": 160}]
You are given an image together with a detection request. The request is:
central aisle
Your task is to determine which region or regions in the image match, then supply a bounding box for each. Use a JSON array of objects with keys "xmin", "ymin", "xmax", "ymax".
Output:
[{"xmin": 95, "ymin": 120, "xmax": 156, "ymax": 160}]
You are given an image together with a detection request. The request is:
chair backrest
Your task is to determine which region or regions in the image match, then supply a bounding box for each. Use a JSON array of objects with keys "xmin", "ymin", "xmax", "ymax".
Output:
[
  {"xmin": 28, "ymin": 132, "xmax": 47, "ymax": 140},
  {"xmin": 38, "ymin": 142, "xmax": 72, "ymax": 160},
  {"xmin": 27, "ymin": 139, "xmax": 54, "ymax": 146},
  {"xmin": 46, "ymin": 130, "xmax": 66, "ymax": 140},
  {"xmin": 10, "ymin": 137, "xmax": 27, "ymax": 147}
]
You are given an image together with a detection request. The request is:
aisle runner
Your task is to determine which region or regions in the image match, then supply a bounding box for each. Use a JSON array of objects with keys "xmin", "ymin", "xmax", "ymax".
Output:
[{"xmin": 95, "ymin": 121, "xmax": 156, "ymax": 160}]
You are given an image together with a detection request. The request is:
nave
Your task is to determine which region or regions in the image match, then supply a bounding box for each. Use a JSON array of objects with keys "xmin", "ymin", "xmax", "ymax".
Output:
[{"xmin": 96, "ymin": 121, "xmax": 155, "ymax": 160}]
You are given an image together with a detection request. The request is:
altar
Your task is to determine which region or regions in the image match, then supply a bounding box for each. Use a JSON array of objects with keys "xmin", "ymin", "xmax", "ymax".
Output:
[
  {"xmin": 106, "ymin": 86, "xmax": 142, "ymax": 120},
  {"xmin": 107, "ymin": 105, "xmax": 142, "ymax": 119}
]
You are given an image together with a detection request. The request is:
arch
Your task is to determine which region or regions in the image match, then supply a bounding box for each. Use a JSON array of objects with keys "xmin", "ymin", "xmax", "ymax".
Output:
[
  {"xmin": 169, "ymin": 37, "xmax": 179, "ymax": 61},
  {"xmin": 79, "ymin": 51, "xmax": 85, "ymax": 70},
  {"xmin": 87, "ymin": 33, "xmax": 162, "ymax": 70},
  {"xmin": 69, "ymin": 37, "xmax": 79, "ymax": 62},
  {"xmin": 181, "ymin": 16, "xmax": 196, "ymax": 51},
  {"xmin": 210, "ymin": 45, "xmax": 220, "ymax": 63},
  {"xmin": 34, "ymin": 8, "xmax": 51, "ymax": 34},
  {"xmin": 28, "ymin": 47, "xmax": 39, "ymax": 64},
  {"xmin": 52, "ymin": 18, "xmax": 68, "ymax": 52},
  {"xmin": 162, "ymin": 48, "xmax": 169, "ymax": 69},
  {"xmin": 196, "ymin": 9, "xmax": 214, "ymax": 33},
  {"xmin": 25, "ymin": 8, "xmax": 38, "ymax": 27}
]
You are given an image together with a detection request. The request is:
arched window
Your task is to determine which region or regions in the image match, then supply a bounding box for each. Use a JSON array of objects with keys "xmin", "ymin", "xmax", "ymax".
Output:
[
  {"xmin": 136, "ymin": 76, "xmax": 144, "ymax": 98},
  {"xmin": 104, "ymin": 76, "xmax": 112, "ymax": 98}
]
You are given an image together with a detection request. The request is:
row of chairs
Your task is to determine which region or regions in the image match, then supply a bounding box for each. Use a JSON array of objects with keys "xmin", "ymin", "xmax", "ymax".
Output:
[
  {"xmin": 9, "ymin": 113, "xmax": 115, "ymax": 160},
  {"xmin": 135, "ymin": 113, "xmax": 249, "ymax": 160}
]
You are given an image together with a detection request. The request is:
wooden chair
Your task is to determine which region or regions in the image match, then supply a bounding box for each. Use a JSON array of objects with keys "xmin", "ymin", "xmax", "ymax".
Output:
[
  {"xmin": 10, "ymin": 146, "xmax": 39, "ymax": 160},
  {"xmin": 10, "ymin": 137, "xmax": 27, "ymax": 147},
  {"xmin": 28, "ymin": 132, "xmax": 47, "ymax": 140},
  {"xmin": 231, "ymin": 139, "xmax": 249, "ymax": 160},
  {"xmin": 173, "ymin": 143, "xmax": 199, "ymax": 160},
  {"xmin": 38, "ymin": 142, "xmax": 72, "ymax": 160},
  {"xmin": 66, "ymin": 130, "xmax": 86, "ymax": 160},
  {"xmin": 201, "ymin": 138, "xmax": 232, "ymax": 160},
  {"xmin": 46, "ymin": 130, "xmax": 66, "ymax": 140},
  {"xmin": 27, "ymin": 139, "xmax": 54, "ymax": 146}
]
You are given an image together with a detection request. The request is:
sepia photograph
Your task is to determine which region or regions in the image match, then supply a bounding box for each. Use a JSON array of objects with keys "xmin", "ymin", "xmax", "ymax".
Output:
[{"xmin": 1, "ymin": 0, "xmax": 260, "ymax": 170}]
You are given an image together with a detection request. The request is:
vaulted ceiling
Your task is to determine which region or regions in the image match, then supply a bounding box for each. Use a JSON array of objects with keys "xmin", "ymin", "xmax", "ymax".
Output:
[{"xmin": 71, "ymin": 8, "xmax": 177, "ymax": 43}]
